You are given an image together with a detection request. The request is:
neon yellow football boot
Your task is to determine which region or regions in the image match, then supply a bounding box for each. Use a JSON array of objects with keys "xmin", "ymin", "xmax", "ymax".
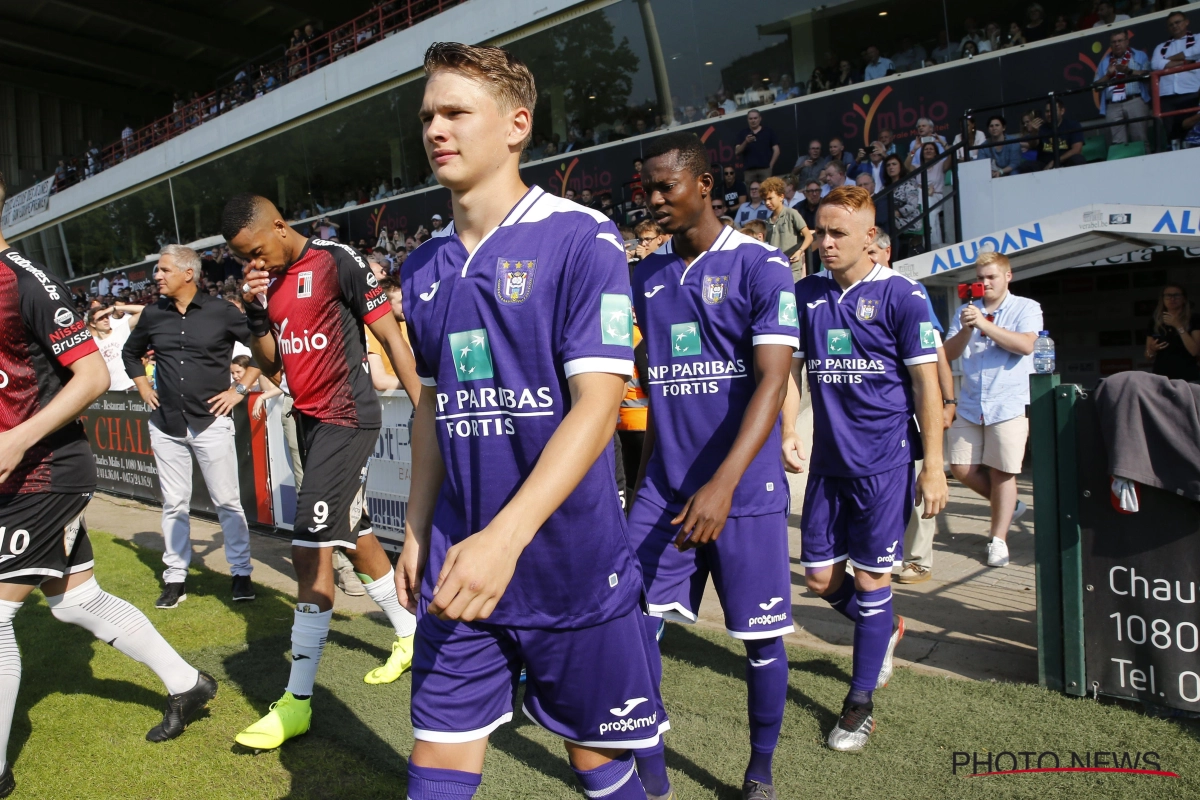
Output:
[
  {"xmin": 234, "ymin": 692, "xmax": 311, "ymax": 750},
  {"xmin": 364, "ymin": 634, "xmax": 415, "ymax": 685}
]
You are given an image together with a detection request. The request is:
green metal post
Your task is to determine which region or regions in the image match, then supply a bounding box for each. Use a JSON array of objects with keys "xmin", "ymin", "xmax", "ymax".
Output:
[
  {"xmin": 1029, "ymin": 373, "xmax": 1062, "ymax": 691},
  {"xmin": 1055, "ymin": 384, "xmax": 1086, "ymax": 696}
]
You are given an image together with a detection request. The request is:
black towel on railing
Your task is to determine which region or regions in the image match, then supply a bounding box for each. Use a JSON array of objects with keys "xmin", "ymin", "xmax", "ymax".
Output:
[{"xmin": 1093, "ymin": 371, "xmax": 1200, "ymax": 502}]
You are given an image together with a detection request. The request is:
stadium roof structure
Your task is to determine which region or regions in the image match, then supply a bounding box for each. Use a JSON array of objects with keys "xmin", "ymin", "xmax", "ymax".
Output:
[
  {"xmin": 0, "ymin": 0, "xmax": 374, "ymax": 115},
  {"xmin": 894, "ymin": 204, "xmax": 1200, "ymax": 286}
]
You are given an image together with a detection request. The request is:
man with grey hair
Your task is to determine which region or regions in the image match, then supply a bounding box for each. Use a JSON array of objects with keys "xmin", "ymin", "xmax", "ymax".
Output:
[
  {"xmin": 122, "ymin": 245, "xmax": 260, "ymax": 608},
  {"xmin": 866, "ymin": 231, "xmax": 956, "ymax": 583}
]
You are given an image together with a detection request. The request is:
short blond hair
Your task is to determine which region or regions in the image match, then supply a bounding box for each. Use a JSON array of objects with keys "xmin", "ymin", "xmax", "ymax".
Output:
[
  {"xmin": 975, "ymin": 251, "xmax": 1011, "ymax": 273},
  {"xmin": 820, "ymin": 185, "xmax": 875, "ymax": 216},
  {"xmin": 424, "ymin": 42, "xmax": 537, "ymax": 118},
  {"xmin": 759, "ymin": 176, "xmax": 787, "ymax": 198}
]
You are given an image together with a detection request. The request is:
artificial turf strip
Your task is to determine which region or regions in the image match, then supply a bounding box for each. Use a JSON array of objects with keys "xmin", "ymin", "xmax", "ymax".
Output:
[{"xmin": 4, "ymin": 530, "xmax": 1199, "ymax": 799}]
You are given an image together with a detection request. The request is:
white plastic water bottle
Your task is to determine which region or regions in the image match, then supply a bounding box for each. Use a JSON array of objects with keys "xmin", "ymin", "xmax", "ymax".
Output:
[{"xmin": 1033, "ymin": 331, "xmax": 1055, "ymax": 374}]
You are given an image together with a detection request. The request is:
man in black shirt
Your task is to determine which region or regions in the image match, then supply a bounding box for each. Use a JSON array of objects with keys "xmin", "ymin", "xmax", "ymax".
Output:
[
  {"xmin": 734, "ymin": 108, "xmax": 780, "ymax": 184},
  {"xmin": 1021, "ymin": 99, "xmax": 1086, "ymax": 172},
  {"xmin": 719, "ymin": 165, "xmax": 748, "ymax": 209},
  {"xmin": 123, "ymin": 245, "xmax": 259, "ymax": 608}
]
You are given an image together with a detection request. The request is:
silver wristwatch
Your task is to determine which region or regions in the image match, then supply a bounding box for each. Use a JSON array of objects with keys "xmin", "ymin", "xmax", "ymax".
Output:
[{"xmin": 234, "ymin": 383, "xmax": 248, "ymax": 396}]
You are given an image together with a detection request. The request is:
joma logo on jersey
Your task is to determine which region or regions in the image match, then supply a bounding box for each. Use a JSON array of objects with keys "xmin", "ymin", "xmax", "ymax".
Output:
[
  {"xmin": 297, "ymin": 271, "xmax": 313, "ymax": 298},
  {"xmin": 856, "ymin": 297, "xmax": 880, "ymax": 321},
  {"xmin": 826, "ymin": 329, "xmax": 852, "ymax": 355},
  {"xmin": 778, "ymin": 292, "xmax": 798, "ymax": 327},
  {"xmin": 601, "ymin": 294, "xmax": 633, "ymax": 345},
  {"xmin": 448, "ymin": 329, "xmax": 494, "ymax": 382},
  {"xmin": 496, "ymin": 259, "xmax": 536, "ymax": 304},
  {"xmin": 702, "ymin": 275, "xmax": 729, "ymax": 305},
  {"xmin": 671, "ymin": 322, "xmax": 701, "ymax": 357}
]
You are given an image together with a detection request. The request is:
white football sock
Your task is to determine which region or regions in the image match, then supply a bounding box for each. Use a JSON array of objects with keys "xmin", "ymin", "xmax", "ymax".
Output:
[
  {"xmin": 285, "ymin": 603, "xmax": 332, "ymax": 697},
  {"xmin": 363, "ymin": 569, "xmax": 416, "ymax": 638},
  {"xmin": 47, "ymin": 578, "xmax": 198, "ymax": 695},
  {"xmin": 0, "ymin": 599, "xmax": 23, "ymax": 774}
]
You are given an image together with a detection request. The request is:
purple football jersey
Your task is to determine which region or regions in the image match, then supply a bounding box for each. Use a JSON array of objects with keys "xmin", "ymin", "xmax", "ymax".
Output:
[
  {"xmin": 631, "ymin": 226, "xmax": 799, "ymax": 515},
  {"xmin": 401, "ymin": 186, "xmax": 642, "ymax": 629},
  {"xmin": 794, "ymin": 264, "xmax": 939, "ymax": 478}
]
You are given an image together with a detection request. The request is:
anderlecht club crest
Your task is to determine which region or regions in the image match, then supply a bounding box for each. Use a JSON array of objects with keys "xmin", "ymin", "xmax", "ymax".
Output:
[
  {"xmin": 496, "ymin": 258, "xmax": 537, "ymax": 304},
  {"xmin": 856, "ymin": 297, "xmax": 880, "ymax": 322},
  {"xmin": 703, "ymin": 275, "xmax": 729, "ymax": 305}
]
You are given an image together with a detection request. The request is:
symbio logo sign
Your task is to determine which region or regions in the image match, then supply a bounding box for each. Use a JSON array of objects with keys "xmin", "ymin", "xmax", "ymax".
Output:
[
  {"xmin": 841, "ymin": 87, "xmax": 952, "ymax": 147},
  {"xmin": 276, "ymin": 318, "xmax": 328, "ymax": 355}
]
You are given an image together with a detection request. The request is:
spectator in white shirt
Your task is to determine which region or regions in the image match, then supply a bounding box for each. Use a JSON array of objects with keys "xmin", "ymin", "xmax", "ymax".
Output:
[
  {"xmin": 819, "ymin": 160, "xmax": 854, "ymax": 197},
  {"xmin": 863, "ymin": 45, "xmax": 895, "ymax": 81},
  {"xmin": 932, "ymin": 30, "xmax": 961, "ymax": 63},
  {"xmin": 1092, "ymin": 1, "xmax": 1130, "ymax": 27},
  {"xmin": 97, "ymin": 273, "xmax": 111, "ymax": 297},
  {"xmin": 1152, "ymin": 11, "xmax": 1200, "ymax": 142},
  {"xmin": 88, "ymin": 303, "xmax": 145, "ymax": 391},
  {"xmin": 891, "ymin": 36, "xmax": 927, "ymax": 71}
]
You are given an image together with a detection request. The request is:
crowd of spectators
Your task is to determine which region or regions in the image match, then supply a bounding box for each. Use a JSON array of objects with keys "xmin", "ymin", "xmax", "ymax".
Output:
[{"xmin": 45, "ymin": 1, "xmax": 430, "ymax": 194}]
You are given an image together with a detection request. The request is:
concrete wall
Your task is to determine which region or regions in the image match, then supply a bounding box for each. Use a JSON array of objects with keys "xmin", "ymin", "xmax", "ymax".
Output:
[
  {"xmin": 959, "ymin": 147, "xmax": 1200, "ymax": 241},
  {"xmin": 5, "ymin": 0, "xmax": 603, "ymax": 240}
]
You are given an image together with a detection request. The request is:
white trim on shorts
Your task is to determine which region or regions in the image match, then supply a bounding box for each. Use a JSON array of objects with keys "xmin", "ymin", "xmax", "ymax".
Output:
[
  {"xmin": 291, "ymin": 538, "xmax": 359, "ymax": 549},
  {"xmin": 728, "ymin": 624, "xmax": 796, "ymax": 640},
  {"xmin": 0, "ymin": 567, "xmax": 64, "ymax": 582},
  {"xmin": 799, "ymin": 553, "xmax": 849, "ymax": 569},
  {"xmin": 848, "ymin": 557, "xmax": 893, "ymax": 572},
  {"xmin": 66, "ymin": 560, "xmax": 95, "ymax": 575},
  {"xmin": 646, "ymin": 602, "xmax": 696, "ymax": 624},
  {"xmin": 520, "ymin": 704, "xmax": 667, "ymax": 750},
  {"xmin": 412, "ymin": 712, "xmax": 513, "ymax": 743}
]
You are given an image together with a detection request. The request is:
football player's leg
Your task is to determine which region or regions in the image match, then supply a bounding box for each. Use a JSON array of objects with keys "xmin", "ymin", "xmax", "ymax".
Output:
[
  {"xmin": 340, "ymin": 452, "xmax": 417, "ymax": 684},
  {"xmin": 409, "ymin": 613, "xmax": 518, "ymax": 797},
  {"xmin": 567, "ymin": 745, "xmax": 646, "ymax": 800},
  {"xmin": 626, "ymin": 498, "xmax": 696, "ymax": 798},
  {"xmin": 845, "ymin": 464, "xmax": 911, "ymax": 703},
  {"xmin": 708, "ymin": 515, "xmax": 792, "ymax": 792},
  {"xmin": 801, "ymin": 473, "xmax": 855, "ymax": 618},
  {"xmin": 0, "ymin": 586, "xmax": 34, "ymax": 779},
  {"xmin": 519, "ymin": 608, "xmax": 662, "ymax": 799}
]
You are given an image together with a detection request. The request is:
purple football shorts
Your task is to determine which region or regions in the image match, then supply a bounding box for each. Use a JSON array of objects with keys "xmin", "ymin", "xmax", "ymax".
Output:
[
  {"xmin": 410, "ymin": 604, "xmax": 669, "ymax": 748},
  {"xmin": 626, "ymin": 497, "xmax": 794, "ymax": 640},
  {"xmin": 800, "ymin": 462, "xmax": 914, "ymax": 573}
]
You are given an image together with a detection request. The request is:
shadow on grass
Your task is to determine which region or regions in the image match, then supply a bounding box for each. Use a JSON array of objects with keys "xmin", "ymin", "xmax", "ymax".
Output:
[
  {"xmin": 116, "ymin": 537, "xmax": 409, "ymax": 799},
  {"xmin": 661, "ymin": 624, "xmax": 847, "ymax": 731},
  {"xmin": 8, "ymin": 599, "xmax": 168, "ymax": 772}
]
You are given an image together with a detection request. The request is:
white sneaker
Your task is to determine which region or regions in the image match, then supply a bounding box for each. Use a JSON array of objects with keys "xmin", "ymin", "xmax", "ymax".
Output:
[
  {"xmin": 987, "ymin": 538, "xmax": 1010, "ymax": 567},
  {"xmin": 1011, "ymin": 500, "xmax": 1029, "ymax": 525}
]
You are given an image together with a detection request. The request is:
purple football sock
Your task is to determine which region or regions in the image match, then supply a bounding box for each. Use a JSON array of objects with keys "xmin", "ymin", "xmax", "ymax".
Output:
[
  {"xmin": 634, "ymin": 740, "xmax": 670, "ymax": 797},
  {"xmin": 744, "ymin": 637, "xmax": 787, "ymax": 785},
  {"xmin": 573, "ymin": 751, "xmax": 645, "ymax": 799},
  {"xmin": 406, "ymin": 762, "xmax": 481, "ymax": 800},
  {"xmin": 822, "ymin": 576, "xmax": 858, "ymax": 621},
  {"xmin": 850, "ymin": 586, "xmax": 893, "ymax": 696},
  {"xmin": 634, "ymin": 614, "xmax": 670, "ymax": 796}
]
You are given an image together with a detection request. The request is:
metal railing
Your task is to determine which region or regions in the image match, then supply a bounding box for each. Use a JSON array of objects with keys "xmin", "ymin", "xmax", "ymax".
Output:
[
  {"xmin": 49, "ymin": 0, "xmax": 460, "ymax": 194},
  {"xmin": 872, "ymin": 145, "xmax": 963, "ymax": 258},
  {"xmin": 870, "ymin": 62, "xmax": 1200, "ymax": 260}
]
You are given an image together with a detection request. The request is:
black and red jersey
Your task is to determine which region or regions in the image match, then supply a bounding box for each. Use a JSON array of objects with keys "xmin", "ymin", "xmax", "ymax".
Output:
[
  {"xmin": 0, "ymin": 247, "xmax": 98, "ymax": 495},
  {"xmin": 264, "ymin": 239, "xmax": 389, "ymax": 428}
]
